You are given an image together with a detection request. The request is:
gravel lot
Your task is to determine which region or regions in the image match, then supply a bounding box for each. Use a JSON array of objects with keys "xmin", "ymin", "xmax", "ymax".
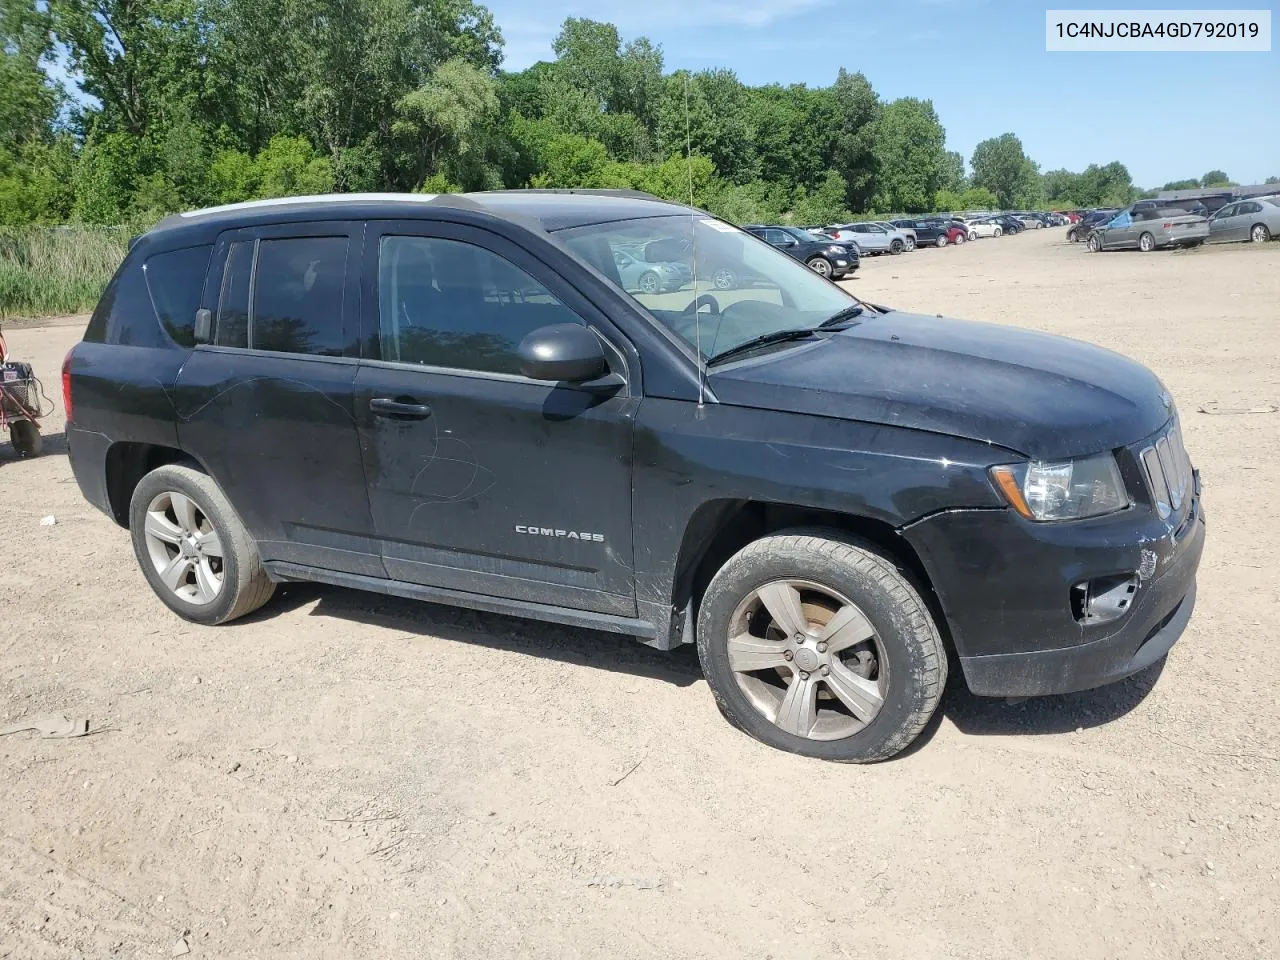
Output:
[{"xmin": 2, "ymin": 228, "xmax": 1278, "ymax": 960}]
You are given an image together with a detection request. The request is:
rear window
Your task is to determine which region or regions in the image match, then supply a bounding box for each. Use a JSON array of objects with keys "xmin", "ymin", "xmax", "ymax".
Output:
[{"xmin": 143, "ymin": 245, "xmax": 213, "ymax": 348}]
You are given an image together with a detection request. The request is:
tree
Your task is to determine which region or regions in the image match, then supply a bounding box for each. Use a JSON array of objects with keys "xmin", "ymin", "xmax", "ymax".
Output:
[
  {"xmin": 1, "ymin": 0, "xmax": 62, "ymax": 149},
  {"xmin": 393, "ymin": 58, "xmax": 501, "ymax": 189},
  {"xmin": 656, "ymin": 69, "xmax": 755, "ymax": 184},
  {"xmin": 1264, "ymin": 175, "xmax": 1278, "ymax": 184},
  {"xmin": 1200, "ymin": 169, "xmax": 1231, "ymax": 187},
  {"xmin": 868, "ymin": 98, "xmax": 948, "ymax": 213},
  {"xmin": 827, "ymin": 69, "xmax": 880, "ymax": 210},
  {"xmin": 1162, "ymin": 178, "xmax": 1200, "ymax": 191},
  {"xmin": 941, "ymin": 150, "xmax": 965, "ymax": 193},
  {"xmin": 792, "ymin": 169, "xmax": 850, "ymax": 224},
  {"xmin": 550, "ymin": 18, "xmax": 662, "ymax": 133},
  {"xmin": 970, "ymin": 133, "xmax": 1040, "ymax": 208}
]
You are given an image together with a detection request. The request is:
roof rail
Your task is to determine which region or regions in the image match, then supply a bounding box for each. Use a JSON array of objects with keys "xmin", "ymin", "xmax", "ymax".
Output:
[{"xmin": 484, "ymin": 188, "xmax": 664, "ymax": 201}]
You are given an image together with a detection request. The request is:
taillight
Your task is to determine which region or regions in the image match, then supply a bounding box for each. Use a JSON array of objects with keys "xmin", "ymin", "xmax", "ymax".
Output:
[
  {"xmin": 62, "ymin": 347, "xmax": 74, "ymax": 422},
  {"xmin": 1163, "ymin": 223, "xmax": 1173, "ymax": 228}
]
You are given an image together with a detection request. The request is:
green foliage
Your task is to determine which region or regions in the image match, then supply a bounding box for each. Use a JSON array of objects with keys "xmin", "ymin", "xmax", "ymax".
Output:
[
  {"xmin": 868, "ymin": 98, "xmax": 948, "ymax": 213},
  {"xmin": 1265, "ymin": 175, "xmax": 1279, "ymax": 184},
  {"xmin": 0, "ymin": 139, "xmax": 75, "ymax": 224},
  {"xmin": 1043, "ymin": 162, "xmax": 1135, "ymax": 208},
  {"xmin": 1162, "ymin": 179, "xmax": 1200, "ymax": 191},
  {"xmin": 792, "ymin": 170, "xmax": 850, "ymax": 225},
  {"xmin": 0, "ymin": 225, "xmax": 129, "ymax": 318},
  {"xmin": 1200, "ymin": 170, "xmax": 1231, "ymax": 187},
  {"xmin": 971, "ymin": 133, "xmax": 1041, "ymax": 209}
]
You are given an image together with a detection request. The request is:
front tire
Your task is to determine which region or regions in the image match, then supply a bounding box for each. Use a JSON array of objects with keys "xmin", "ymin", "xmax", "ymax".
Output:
[
  {"xmin": 935, "ymin": 235, "xmax": 947, "ymax": 248},
  {"xmin": 806, "ymin": 256, "xmax": 833, "ymax": 278},
  {"xmin": 637, "ymin": 270, "xmax": 660, "ymax": 294},
  {"xmin": 696, "ymin": 530, "xmax": 947, "ymax": 763},
  {"xmin": 129, "ymin": 463, "xmax": 275, "ymax": 625},
  {"xmin": 890, "ymin": 239, "xmax": 903, "ymax": 255},
  {"xmin": 1087, "ymin": 233, "xmax": 1102, "ymax": 252},
  {"xmin": 1139, "ymin": 232, "xmax": 1155, "ymax": 252},
  {"xmin": 712, "ymin": 267, "xmax": 738, "ymax": 290},
  {"xmin": 8, "ymin": 420, "xmax": 41, "ymax": 457},
  {"xmin": 1251, "ymin": 224, "xmax": 1271, "ymax": 243},
  {"xmin": 954, "ymin": 232, "xmax": 966, "ymax": 245}
]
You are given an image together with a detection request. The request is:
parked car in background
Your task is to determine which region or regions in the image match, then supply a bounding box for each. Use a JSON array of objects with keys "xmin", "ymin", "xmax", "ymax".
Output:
[
  {"xmin": 1206, "ymin": 196, "xmax": 1279, "ymax": 244},
  {"xmin": 1067, "ymin": 209, "xmax": 1117, "ymax": 242},
  {"xmin": 890, "ymin": 219, "xmax": 949, "ymax": 246},
  {"xmin": 967, "ymin": 218, "xmax": 1004, "ymax": 238},
  {"xmin": 744, "ymin": 225, "xmax": 857, "ymax": 278},
  {"xmin": 611, "ymin": 247, "xmax": 692, "ymax": 293},
  {"xmin": 828, "ymin": 222, "xmax": 908, "ymax": 255},
  {"xmin": 870, "ymin": 220, "xmax": 915, "ymax": 250},
  {"xmin": 1086, "ymin": 205, "xmax": 1209, "ymax": 252},
  {"xmin": 990, "ymin": 215, "xmax": 1024, "ymax": 235},
  {"xmin": 1016, "ymin": 214, "xmax": 1044, "ymax": 230},
  {"xmin": 950, "ymin": 219, "xmax": 979, "ymax": 241}
]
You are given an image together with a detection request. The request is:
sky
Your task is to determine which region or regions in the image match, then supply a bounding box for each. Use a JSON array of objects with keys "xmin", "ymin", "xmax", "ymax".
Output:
[{"xmin": 485, "ymin": 0, "xmax": 1280, "ymax": 187}]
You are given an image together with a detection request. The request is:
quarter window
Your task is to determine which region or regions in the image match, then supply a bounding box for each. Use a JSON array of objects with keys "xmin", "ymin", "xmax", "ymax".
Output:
[
  {"xmin": 144, "ymin": 245, "xmax": 213, "ymax": 348},
  {"xmin": 376, "ymin": 236, "xmax": 584, "ymax": 376},
  {"xmin": 216, "ymin": 241, "xmax": 252, "ymax": 349}
]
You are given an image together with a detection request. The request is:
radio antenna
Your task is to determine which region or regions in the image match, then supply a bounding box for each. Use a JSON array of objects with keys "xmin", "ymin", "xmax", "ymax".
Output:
[{"xmin": 684, "ymin": 72, "xmax": 705, "ymax": 406}]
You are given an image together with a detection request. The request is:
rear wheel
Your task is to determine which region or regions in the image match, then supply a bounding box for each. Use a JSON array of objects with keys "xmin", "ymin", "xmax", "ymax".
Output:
[
  {"xmin": 129, "ymin": 463, "xmax": 275, "ymax": 625},
  {"xmin": 697, "ymin": 530, "xmax": 947, "ymax": 763},
  {"xmin": 806, "ymin": 256, "xmax": 833, "ymax": 278},
  {"xmin": 1139, "ymin": 232, "xmax": 1156, "ymax": 252},
  {"xmin": 8, "ymin": 420, "xmax": 41, "ymax": 457},
  {"xmin": 712, "ymin": 267, "xmax": 738, "ymax": 289},
  {"xmin": 935, "ymin": 235, "xmax": 947, "ymax": 248},
  {"xmin": 993, "ymin": 227, "xmax": 1002, "ymax": 237},
  {"xmin": 954, "ymin": 232, "xmax": 966, "ymax": 245},
  {"xmin": 1251, "ymin": 224, "xmax": 1271, "ymax": 243},
  {"xmin": 904, "ymin": 238, "xmax": 915, "ymax": 251},
  {"xmin": 1087, "ymin": 233, "xmax": 1102, "ymax": 252}
]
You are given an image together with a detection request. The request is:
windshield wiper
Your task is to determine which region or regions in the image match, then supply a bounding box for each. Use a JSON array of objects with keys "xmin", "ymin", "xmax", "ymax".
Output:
[
  {"xmin": 817, "ymin": 303, "xmax": 866, "ymax": 328},
  {"xmin": 706, "ymin": 328, "xmax": 820, "ymax": 367}
]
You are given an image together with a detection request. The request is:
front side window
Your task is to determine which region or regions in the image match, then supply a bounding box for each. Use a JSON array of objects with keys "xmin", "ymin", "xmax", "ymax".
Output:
[
  {"xmin": 376, "ymin": 236, "xmax": 584, "ymax": 376},
  {"xmin": 559, "ymin": 214, "xmax": 857, "ymax": 360}
]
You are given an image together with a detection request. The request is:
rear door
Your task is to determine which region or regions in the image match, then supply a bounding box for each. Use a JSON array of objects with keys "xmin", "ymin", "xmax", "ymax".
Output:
[
  {"xmin": 352, "ymin": 220, "xmax": 638, "ymax": 615},
  {"xmin": 174, "ymin": 221, "xmax": 382, "ymax": 577}
]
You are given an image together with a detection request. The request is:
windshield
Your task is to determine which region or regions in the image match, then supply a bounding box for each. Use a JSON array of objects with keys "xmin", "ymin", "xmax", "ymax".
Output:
[{"xmin": 557, "ymin": 214, "xmax": 858, "ymax": 360}]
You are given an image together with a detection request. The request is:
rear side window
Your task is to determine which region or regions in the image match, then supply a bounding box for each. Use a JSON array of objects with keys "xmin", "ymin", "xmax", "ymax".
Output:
[
  {"xmin": 83, "ymin": 258, "xmax": 154, "ymax": 345},
  {"xmin": 213, "ymin": 236, "xmax": 348, "ymax": 355},
  {"xmin": 252, "ymin": 237, "xmax": 347, "ymax": 356},
  {"xmin": 143, "ymin": 245, "xmax": 212, "ymax": 348},
  {"xmin": 376, "ymin": 235, "xmax": 583, "ymax": 376}
]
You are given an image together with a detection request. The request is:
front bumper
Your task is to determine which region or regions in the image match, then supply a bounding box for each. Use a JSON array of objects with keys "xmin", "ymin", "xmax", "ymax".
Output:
[{"xmin": 904, "ymin": 488, "xmax": 1205, "ymax": 697}]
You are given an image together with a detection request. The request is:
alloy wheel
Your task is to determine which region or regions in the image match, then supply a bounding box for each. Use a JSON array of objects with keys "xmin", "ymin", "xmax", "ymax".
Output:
[
  {"xmin": 726, "ymin": 579, "xmax": 887, "ymax": 740},
  {"xmin": 142, "ymin": 491, "xmax": 224, "ymax": 605},
  {"xmin": 1252, "ymin": 225, "xmax": 1270, "ymax": 243}
]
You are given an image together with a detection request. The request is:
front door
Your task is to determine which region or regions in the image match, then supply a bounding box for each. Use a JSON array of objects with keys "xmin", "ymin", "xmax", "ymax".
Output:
[
  {"xmin": 352, "ymin": 221, "xmax": 638, "ymax": 616},
  {"xmin": 174, "ymin": 221, "xmax": 381, "ymax": 577}
]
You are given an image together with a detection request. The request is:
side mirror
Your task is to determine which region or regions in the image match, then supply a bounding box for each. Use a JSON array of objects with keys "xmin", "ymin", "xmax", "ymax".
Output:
[
  {"xmin": 194, "ymin": 308, "xmax": 212, "ymax": 343},
  {"xmin": 518, "ymin": 324, "xmax": 610, "ymax": 384}
]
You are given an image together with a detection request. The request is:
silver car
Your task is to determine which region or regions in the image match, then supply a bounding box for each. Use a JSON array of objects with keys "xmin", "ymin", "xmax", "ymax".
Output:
[
  {"xmin": 1086, "ymin": 205, "xmax": 1209, "ymax": 252},
  {"xmin": 611, "ymin": 248, "xmax": 692, "ymax": 293},
  {"xmin": 829, "ymin": 222, "xmax": 909, "ymax": 255},
  {"xmin": 1207, "ymin": 195, "xmax": 1279, "ymax": 244}
]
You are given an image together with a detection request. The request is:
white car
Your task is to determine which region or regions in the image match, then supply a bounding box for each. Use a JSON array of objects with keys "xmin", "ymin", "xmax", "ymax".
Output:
[{"xmin": 966, "ymin": 218, "xmax": 1005, "ymax": 238}]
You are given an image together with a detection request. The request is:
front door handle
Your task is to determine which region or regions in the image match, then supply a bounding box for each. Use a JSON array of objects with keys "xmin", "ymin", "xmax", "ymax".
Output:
[{"xmin": 370, "ymin": 397, "xmax": 433, "ymax": 420}]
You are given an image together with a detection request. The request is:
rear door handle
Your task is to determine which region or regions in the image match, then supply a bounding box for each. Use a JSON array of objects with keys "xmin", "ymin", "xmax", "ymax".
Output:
[{"xmin": 370, "ymin": 397, "xmax": 433, "ymax": 420}]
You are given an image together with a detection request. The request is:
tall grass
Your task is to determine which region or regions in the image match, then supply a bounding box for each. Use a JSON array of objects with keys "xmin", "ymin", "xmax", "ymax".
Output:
[{"xmin": 0, "ymin": 226, "xmax": 131, "ymax": 320}]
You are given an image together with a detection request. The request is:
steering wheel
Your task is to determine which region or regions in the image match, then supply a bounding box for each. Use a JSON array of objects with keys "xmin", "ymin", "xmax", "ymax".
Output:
[{"xmin": 682, "ymin": 293, "xmax": 720, "ymax": 316}]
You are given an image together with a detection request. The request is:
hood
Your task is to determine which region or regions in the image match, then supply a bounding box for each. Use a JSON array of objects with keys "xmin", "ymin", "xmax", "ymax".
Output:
[{"xmin": 708, "ymin": 311, "xmax": 1171, "ymax": 460}]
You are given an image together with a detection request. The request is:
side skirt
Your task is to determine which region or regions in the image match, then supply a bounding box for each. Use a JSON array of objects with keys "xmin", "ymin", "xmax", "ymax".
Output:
[{"xmin": 265, "ymin": 561, "xmax": 661, "ymax": 643}]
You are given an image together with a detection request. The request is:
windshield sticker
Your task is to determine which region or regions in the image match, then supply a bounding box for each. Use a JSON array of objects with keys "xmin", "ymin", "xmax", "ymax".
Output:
[{"xmin": 699, "ymin": 218, "xmax": 740, "ymax": 233}]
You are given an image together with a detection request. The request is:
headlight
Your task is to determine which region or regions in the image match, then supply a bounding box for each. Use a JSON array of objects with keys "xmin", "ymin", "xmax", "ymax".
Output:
[
  {"xmin": 827, "ymin": 245, "xmax": 846, "ymax": 254},
  {"xmin": 989, "ymin": 454, "xmax": 1129, "ymax": 522}
]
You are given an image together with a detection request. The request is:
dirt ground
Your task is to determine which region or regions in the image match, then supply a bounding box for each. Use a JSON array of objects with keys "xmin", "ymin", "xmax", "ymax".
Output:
[{"xmin": 2, "ymin": 228, "xmax": 1278, "ymax": 960}]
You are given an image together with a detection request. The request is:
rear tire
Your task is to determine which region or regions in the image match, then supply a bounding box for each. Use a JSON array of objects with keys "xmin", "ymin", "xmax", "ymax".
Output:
[
  {"xmin": 935, "ymin": 235, "xmax": 947, "ymax": 248},
  {"xmin": 954, "ymin": 233, "xmax": 966, "ymax": 245},
  {"xmin": 1251, "ymin": 224, "xmax": 1271, "ymax": 243},
  {"xmin": 8, "ymin": 420, "xmax": 41, "ymax": 457},
  {"xmin": 993, "ymin": 227, "xmax": 1002, "ymax": 237},
  {"xmin": 129, "ymin": 463, "xmax": 275, "ymax": 625},
  {"xmin": 696, "ymin": 529, "xmax": 947, "ymax": 763},
  {"xmin": 637, "ymin": 270, "xmax": 660, "ymax": 293},
  {"xmin": 1087, "ymin": 233, "xmax": 1102, "ymax": 252}
]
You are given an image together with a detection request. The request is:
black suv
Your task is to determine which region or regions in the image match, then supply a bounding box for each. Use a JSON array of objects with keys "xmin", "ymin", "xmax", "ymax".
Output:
[
  {"xmin": 742, "ymin": 225, "xmax": 857, "ymax": 279},
  {"xmin": 64, "ymin": 190, "xmax": 1205, "ymax": 763},
  {"xmin": 890, "ymin": 219, "xmax": 954, "ymax": 246}
]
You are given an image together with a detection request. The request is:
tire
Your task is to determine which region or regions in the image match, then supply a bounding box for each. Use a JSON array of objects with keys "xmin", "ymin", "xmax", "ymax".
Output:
[
  {"xmin": 993, "ymin": 227, "xmax": 1002, "ymax": 237},
  {"xmin": 8, "ymin": 420, "xmax": 41, "ymax": 457},
  {"xmin": 129, "ymin": 463, "xmax": 275, "ymax": 625},
  {"xmin": 712, "ymin": 267, "xmax": 737, "ymax": 290},
  {"xmin": 889, "ymin": 239, "xmax": 903, "ymax": 255},
  {"xmin": 805, "ymin": 256, "xmax": 833, "ymax": 278},
  {"xmin": 905, "ymin": 238, "xmax": 915, "ymax": 251},
  {"xmin": 954, "ymin": 232, "xmax": 966, "ymax": 245},
  {"xmin": 1251, "ymin": 224, "xmax": 1271, "ymax": 243},
  {"xmin": 935, "ymin": 235, "xmax": 947, "ymax": 248},
  {"xmin": 637, "ymin": 270, "xmax": 660, "ymax": 294},
  {"xmin": 1139, "ymin": 232, "xmax": 1155, "ymax": 253},
  {"xmin": 696, "ymin": 529, "xmax": 947, "ymax": 763},
  {"xmin": 1087, "ymin": 233, "xmax": 1102, "ymax": 252}
]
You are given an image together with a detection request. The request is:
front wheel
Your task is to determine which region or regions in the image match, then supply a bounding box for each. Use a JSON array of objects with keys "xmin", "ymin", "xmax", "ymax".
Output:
[
  {"xmin": 1139, "ymin": 232, "xmax": 1156, "ymax": 253},
  {"xmin": 904, "ymin": 238, "xmax": 915, "ymax": 251},
  {"xmin": 889, "ymin": 240, "xmax": 903, "ymax": 255},
  {"xmin": 1251, "ymin": 224, "xmax": 1271, "ymax": 243},
  {"xmin": 696, "ymin": 530, "xmax": 947, "ymax": 763},
  {"xmin": 637, "ymin": 270, "xmax": 660, "ymax": 294},
  {"xmin": 935, "ymin": 235, "xmax": 947, "ymax": 248},
  {"xmin": 129, "ymin": 463, "xmax": 276, "ymax": 625},
  {"xmin": 806, "ymin": 256, "xmax": 833, "ymax": 277},
  {"xmin": 712, "ymin": 267, "xmax": 738, "ymax": 290},
  {"xmin": 8, "ymin": 420, "xmax": 41, "ymax": 457},
  {"xmin": 954, "ymin": 232, "xmax": 966, "ymax": 245},
  {"xmin": 1087, "ymin": 233, "xmax": 1102, "ymax": 252}
]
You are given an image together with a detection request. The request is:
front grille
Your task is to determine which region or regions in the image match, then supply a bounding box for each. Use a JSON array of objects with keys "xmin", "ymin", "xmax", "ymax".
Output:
[{"xmin": 1140, "ymin": 420, "xmax": 1193, "ymax": 520}]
